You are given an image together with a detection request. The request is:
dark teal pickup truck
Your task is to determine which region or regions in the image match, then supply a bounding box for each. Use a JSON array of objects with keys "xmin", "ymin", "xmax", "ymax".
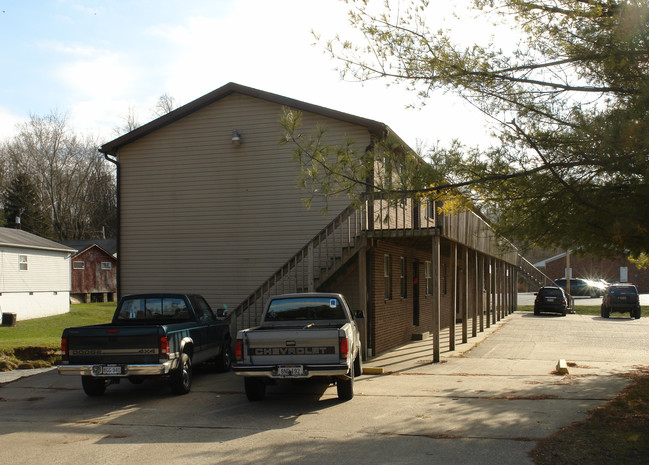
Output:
[{"xmin": 58, "ymin": 293, "xmax": 231, "ymax": 396}]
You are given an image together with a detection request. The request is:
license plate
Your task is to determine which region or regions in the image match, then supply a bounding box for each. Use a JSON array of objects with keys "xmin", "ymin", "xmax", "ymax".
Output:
[
  {"xmin": 545, "ymin": 297, "xmax": 555, "ymax": 302},
  {"xmin": 277, "ymin": 365, "xmax": 303, "ymax": 377},
  {"xmin": 619, "ymin": 296, "xmax": 627, "ymax": 301},
  {"xmin": 101, "ymin": 365, "xmax": 122, "ymax": 375}
]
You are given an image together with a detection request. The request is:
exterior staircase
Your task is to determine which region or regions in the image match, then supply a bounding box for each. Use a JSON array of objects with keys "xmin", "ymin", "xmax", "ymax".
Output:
[
  {"xmin": 229, "ymin": 194, "xmax": 547, "ymax": 333},
  {"xmin": 231, "ymin": 202, "xmax": 366, "ymax": 333}
]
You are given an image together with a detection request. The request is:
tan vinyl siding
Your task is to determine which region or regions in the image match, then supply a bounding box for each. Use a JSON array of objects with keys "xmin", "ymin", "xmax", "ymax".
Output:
[{"xmin": 117, "ymin": 93, "xmax": 371, "ymax": 311}]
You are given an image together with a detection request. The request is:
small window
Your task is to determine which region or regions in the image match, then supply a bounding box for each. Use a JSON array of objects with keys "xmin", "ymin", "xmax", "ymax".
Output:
[
  {"xmin": 73, "ymin": 261, "xmax": 85, "ymax": 270},
  {"xmin": 19, "ymin": 255, "xmax": 28, "ymax": 271},
  {"xmin": 189, "ymin": 295, "xmax": 216, "ymax": 322},
  {"xmin": 620, "ymin": 267, "xmax": 628, "ymax": 283},
  {"xmin": 384, "ymin": 254, "xmax": 392, "ymax": 300},
  {"xmin": 101, "ymin": 262, "xmax": 112, "ymax": 270},
  {"xmin": 426, "ymin": 200, "xmax": 434, "ymax": 218},
  {"xmin": 425, "ymin": 261, "xmax": 432, "ymax": 295},
  {"xmin": 400, "ymin": 257, "xmax": 407, "ymax": 298}
]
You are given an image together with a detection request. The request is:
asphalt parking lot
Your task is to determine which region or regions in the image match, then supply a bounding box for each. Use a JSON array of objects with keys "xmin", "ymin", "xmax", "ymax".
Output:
[{"xmin": 1, "ymin": 310, "xmax": 648, "ymax": 465}]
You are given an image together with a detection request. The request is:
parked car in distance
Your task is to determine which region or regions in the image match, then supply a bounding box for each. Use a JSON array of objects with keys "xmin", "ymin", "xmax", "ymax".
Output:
[
  {"xmin": 553, "ymin": 278, "xmax": 606, "ymax": 297},
  {"xmin": 534, "ymin": 286, "xmax": 568, "ymax": 316},
  {"xmin": 601, "ymin": 284, "xmax": 641, "ymax": 319}
]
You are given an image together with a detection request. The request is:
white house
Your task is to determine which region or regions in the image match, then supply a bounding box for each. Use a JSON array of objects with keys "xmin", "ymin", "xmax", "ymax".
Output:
[{"xmin": 0, "ymin": 227, "xmax": 75, "ymax": 322}]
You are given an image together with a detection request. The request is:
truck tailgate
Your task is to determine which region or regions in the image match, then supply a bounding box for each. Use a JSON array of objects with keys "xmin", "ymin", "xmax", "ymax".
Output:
[
  {"xmin": 66, "ymin": 325, "xmax": 163, "ymax": 365},
  {"xmin": 243, "ymin": 327, "xmax": 341, "ymax": 365}
]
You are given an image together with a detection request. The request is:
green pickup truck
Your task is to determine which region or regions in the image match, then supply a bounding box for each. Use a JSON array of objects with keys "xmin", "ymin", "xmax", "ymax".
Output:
[{"xmin": 58, "ymin": 293, "xmax": 231, "ymax": 396}]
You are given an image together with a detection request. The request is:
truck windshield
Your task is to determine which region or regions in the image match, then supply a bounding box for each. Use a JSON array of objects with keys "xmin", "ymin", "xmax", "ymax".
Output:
[
  {"xmin": 265, "ymin": 297, "xmax": 345, "ymax": 321},
  {"xmin": 116, "ymin": 297, "xmax": 191, "ymax": 321}
]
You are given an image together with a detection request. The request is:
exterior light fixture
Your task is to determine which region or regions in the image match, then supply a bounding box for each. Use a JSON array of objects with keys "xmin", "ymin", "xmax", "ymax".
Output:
[{"xmin": 232, "ymin": 129, "xmax": 241, "ymax": 145}]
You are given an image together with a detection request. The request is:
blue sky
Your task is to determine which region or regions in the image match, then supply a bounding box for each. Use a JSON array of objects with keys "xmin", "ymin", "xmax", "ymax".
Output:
[{"xmin": 0, "ymin": 0, "xmax": 491, "ymax": 148}]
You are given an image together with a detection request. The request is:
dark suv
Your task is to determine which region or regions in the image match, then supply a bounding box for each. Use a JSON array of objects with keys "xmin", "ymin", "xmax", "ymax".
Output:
[
  {"xmin": 601, "ymin": 284, "xmax": 641, "ymax": 319},
  {"xmin": 534, "ymin": 286, "xmax": 568, "ymax": 316}
]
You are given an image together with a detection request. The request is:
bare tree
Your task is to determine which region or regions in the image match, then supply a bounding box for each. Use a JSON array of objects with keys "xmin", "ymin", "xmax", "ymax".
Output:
[
  {"xmin": 1, "ymin": 112, "xmax": 116, "ymax": 241},
  {"xmin": 113, "ymin": 105, "xmax": 141, "ymax": 137},
  {"xmin": 152, "ymin": 93, "xmax": 178, "ymax": 117}
]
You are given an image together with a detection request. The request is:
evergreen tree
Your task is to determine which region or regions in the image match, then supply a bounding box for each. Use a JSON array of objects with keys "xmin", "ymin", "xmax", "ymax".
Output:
[{"xmin": 3, "ymin": 173, "xmax": 51, "ymax": 237}]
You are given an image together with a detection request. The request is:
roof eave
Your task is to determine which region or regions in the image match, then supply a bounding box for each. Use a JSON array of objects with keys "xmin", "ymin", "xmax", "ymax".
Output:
[{"xmin": 99, "ymin": 82, "xmax": 391, "ymax": 155}]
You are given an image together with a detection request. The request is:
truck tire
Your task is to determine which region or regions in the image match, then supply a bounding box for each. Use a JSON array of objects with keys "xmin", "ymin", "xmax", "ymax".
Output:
[
  {"xmin": 81, "ymin": 376, "xmax": 106, "ymax": 396},
  {"xmin": 353, "ymin": 353, "xmax": 362, "ymax": 377},
  {"xmin": 170, "ymin": 353, "xmax": 192, "ymax": 395},
  {"xmin": 634, "ymin": 307, "xmax": 641, "ymax": 319},
  {"xmin": 602, "ymin": 305, "xmax": 610, "ymax": 319},
  {"xmin": 337, "ymin": 363, "xmax": 354, "ymax": 401},
  {"xmin": 215, "ymin": 340, "xmax": 232, "ymax": 372},
  {"xmin": 244, "ymin": 377, "xmax": 266, "ymax": 401}
]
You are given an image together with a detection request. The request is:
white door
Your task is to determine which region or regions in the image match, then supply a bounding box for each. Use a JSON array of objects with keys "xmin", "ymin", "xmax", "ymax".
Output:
[{"xmin": 620, "ymin": 267, "xmax": 628, "ymax": 283}]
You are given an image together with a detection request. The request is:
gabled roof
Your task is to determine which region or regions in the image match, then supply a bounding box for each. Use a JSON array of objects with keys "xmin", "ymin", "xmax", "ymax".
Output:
[
  {"xmin": 62, "ymin": 239, "xmax": 117, "ymax": 257},
  {"xmin": 0, "ymin": 227, "xmax": 75, "ymax": 253},
  {"xmin": 534, "ymin": 251, "xmax": 570, "ymax": 268},
  {"xmin": 99, "ymin": 82, "xmax": 393, "ymax": 155}
]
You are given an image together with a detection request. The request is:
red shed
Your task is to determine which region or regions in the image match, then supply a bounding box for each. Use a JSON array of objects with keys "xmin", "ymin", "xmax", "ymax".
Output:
[{"xmin": 64, "ymin": 241, "xmax": 117, "ymax": 303}]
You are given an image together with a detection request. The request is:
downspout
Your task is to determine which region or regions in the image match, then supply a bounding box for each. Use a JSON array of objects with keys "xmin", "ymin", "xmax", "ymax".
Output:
[{"xmin": 103, "ymin": 151, "xmax": 121, "ymax": 300}]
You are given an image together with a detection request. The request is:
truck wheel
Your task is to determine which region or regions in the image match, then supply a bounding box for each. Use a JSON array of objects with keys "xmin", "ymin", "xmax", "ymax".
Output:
[
  {"xmin": 353, "ymin": 353, "xmax": 362, "ymax": 377},
  {"xmin": 337, "ymin": 363, "xmax": 354, "ymax": 401},
  {"xmin": 634, "ymin": 308, "xmax": 641, "ymax": 319},
  {"xmin": 81, "ymin": 376, "xmax": 106, "ymax": 396},
  {"xmin": 244, "ymin": 377, "xmax": 266, "ymax": 401},
  {"xmin": 602, "ymin": 305, "xmax": 610, "ymax": 319},
  {"xmin": 215, "ymin": 340, "xmax": 232, "ymax": 372},
  {"xmin": 170, "ymin": 353, "xmax": 192, "ymax": 395}
]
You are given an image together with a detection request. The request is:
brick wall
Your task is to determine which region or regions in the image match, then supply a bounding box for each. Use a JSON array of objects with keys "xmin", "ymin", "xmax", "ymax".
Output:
[{"xmin": 369, "ymin": 241, "xmax": 454, "ymax": 355}]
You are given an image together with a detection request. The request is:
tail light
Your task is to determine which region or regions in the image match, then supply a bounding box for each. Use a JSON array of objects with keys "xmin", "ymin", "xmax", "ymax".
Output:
[
  {"xmin": 61, "ymin": 337, "xmax": 68, "ymax": 357},
  {"xmin": 159, "ymin": 336, "xmax": 169, "ymax": 355},
  {"xmin": 339, "ymin": 336, "xmax": 349, "ymax": 360},
  {"xmin": 235, "ymin": 339, "xmax": 243, "ymax": 362}
]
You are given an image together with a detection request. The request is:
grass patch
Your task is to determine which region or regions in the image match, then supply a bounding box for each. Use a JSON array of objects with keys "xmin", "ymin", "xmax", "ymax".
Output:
[
  {"xmin": 0, "ymin": 302, "xmax": 115, "ymax": 353},
  {"xmin": 530, "ymin": 368, "xmax": 649, "ymax": 464}
]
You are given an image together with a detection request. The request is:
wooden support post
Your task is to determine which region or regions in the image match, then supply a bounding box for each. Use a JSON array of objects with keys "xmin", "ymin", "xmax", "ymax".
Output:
[
  {"xmin": 499, "ymin": 260, "xmax": 504, "ymax": 320},
  {"xmin": 358, "ymin": 243, "xmax": 368, "ymax": 360},
  {"xmin": 450, "ymin": 242, "xmax": 457, "ymax": 352},
  {"xmin": 513, "ymin": 266, "xmax": 519, "ymax": 312},
  {"xmin": 462, "ymin": 246, "xmax": 468, "ymax": 344},
  {"xmin": 473, "ymin": 250, "xmax": 478, "ymax": 337},
  {"xmin": 432, "ymin": 235, "xmax": 441, "ymax": 363},
  {"xmin": 485, "ymin": 257, "xmax": 491, "ymax": 329},
  {"xmin": 492, "ymin": 258, "xmax": 497, "ymax": 325},
  {"xmin": 477, "ymin": 254, "xmax": 480, "ymax": 332}
]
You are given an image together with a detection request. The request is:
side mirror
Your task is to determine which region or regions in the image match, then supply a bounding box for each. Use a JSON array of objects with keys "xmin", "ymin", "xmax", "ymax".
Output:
[
  {"xmin": 216, "ymin": 308, "xmax": 228, "ymax": 319},
  {"xmin": 353, "ymin": 310, "xmax": 365, "ymax": 319}
]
